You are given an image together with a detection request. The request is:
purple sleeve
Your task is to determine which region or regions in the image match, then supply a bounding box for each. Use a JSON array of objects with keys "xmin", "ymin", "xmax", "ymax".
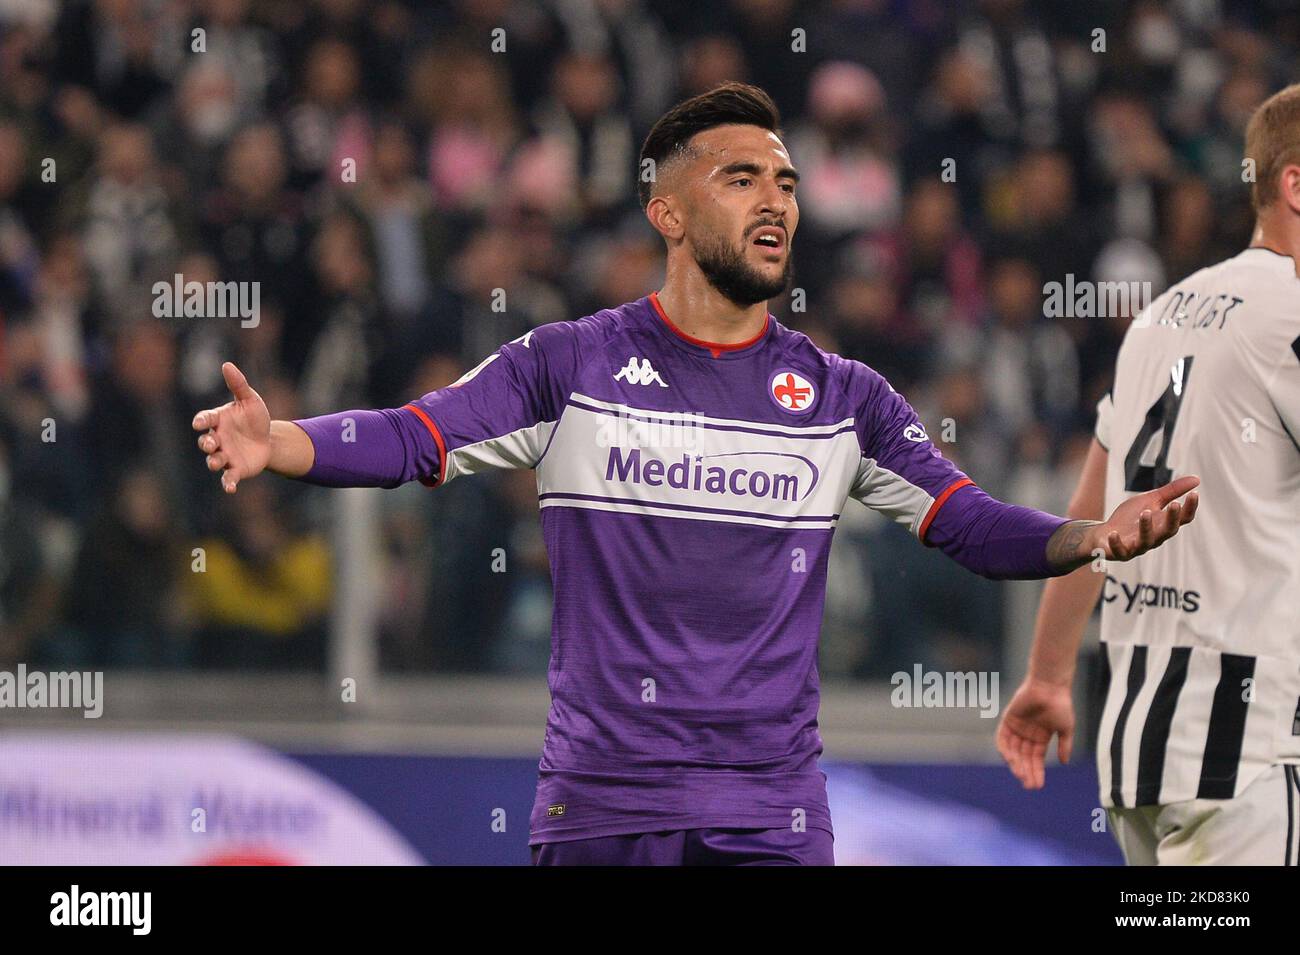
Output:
[
  {"xmin": 291, "ymin": 322, "xmax": 577, "ymax": 489},
  {"xmin": 844, "ymin": 356, "xmax": 1073, "ymax": 580},
  {"xmin": 922, "ymin": 484, "xmax": 1074, "ymax": 580},
  {"xmin": 292, "ymin": 407, "xmax": 442, "ymax": 488}
]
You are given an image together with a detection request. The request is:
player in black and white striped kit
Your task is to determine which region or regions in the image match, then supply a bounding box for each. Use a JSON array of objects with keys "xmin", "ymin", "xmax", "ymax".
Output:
[{"xmin": 998, "ymin": 83, "xmax": 1300, "ymax": 865}]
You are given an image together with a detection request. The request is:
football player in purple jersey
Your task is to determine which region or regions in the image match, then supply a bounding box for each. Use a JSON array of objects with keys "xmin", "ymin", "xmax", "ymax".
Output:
[{"xmin": 193, "ymin": 83, "xmax": 1198, "ymax": 865}]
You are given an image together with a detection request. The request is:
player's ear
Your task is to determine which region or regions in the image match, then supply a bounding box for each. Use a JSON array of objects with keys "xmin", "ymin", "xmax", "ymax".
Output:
[
  {"xmin": 1282, "ymin": 163, "xmax": 1300, "ymax": 216},
  {"xmin": 645, "ymin": 195, "xmax": 685, "ymax": 242}
]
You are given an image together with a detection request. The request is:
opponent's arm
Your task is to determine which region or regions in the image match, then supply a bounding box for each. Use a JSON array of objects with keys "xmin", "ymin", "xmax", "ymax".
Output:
[
  {"xmin": 1026, "ymin": 439, "xmax": 1111, "ymax": 690},
  {"xmin": 996, "ymin": 438, "xmax": 1109, "ymax": 789}
]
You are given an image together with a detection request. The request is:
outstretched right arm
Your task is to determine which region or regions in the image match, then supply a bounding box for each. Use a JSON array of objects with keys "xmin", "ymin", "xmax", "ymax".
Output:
[
  {"xmin": 192, "ymin": 361, "xmax": 442, "ymax": 493},
  {"xmin": 194, "ymin": 325, "xmax": 570, "ymax": 494}
]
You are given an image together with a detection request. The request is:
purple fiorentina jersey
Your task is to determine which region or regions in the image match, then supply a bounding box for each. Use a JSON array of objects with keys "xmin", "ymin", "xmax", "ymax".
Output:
[{"xmin": 402, "ymin": 293, "xmax": 977, "ymax": 845}]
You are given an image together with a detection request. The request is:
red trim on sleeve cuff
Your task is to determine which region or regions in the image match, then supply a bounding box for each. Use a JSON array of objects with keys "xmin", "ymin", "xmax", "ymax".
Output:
[
  {"xmin": 919, "ymin": 477, "xmax": 975, "ymax": 544},
  {"xmin": 402, "ymin": 403, "xmax": 447, "ymax": 487}
]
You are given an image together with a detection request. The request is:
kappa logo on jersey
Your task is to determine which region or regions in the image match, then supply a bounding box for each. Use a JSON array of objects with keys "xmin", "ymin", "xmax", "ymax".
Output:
[
  {"xmin": 614, "ymin": 356, "xmax": 669, "ymax": 387},
  {"xmin": 769, "ymin": 371, "xmax": 816, "ymax": 414}
]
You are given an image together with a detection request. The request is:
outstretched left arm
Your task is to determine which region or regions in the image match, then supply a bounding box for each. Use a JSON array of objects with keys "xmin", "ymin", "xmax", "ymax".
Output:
[
  {"xmin": 1042, "ymin": 474, "xmax": 1199, "ymax": 573},
  {"xmin": 845, "ymin": 358, "xmax": 1198, "ymax": 580},
  {"xmin": 920, "ymin": 473, "xmax": 1199, "ymax": 581}
]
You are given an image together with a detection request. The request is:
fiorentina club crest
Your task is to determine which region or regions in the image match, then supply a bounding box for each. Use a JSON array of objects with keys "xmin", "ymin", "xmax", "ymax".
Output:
[{"xmin": 768, "ymin": 370, "xmax": 816, "ymax": 414}]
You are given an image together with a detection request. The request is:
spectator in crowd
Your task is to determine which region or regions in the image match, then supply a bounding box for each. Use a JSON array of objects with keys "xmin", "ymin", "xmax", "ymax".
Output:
[
  {"xmin": 186, "ymin": 479, "xmax": 331, "ymax": 670},
  {"xmin": 410, "ymin": 47, "xmax": 521, "ymax": 216},
  {"xmin": 961, "ymin": 255, "xmax": 1080, "ymax": 451},
  {"xmin": 199, "ymin": 122, "xmax": 314, "ymax": 377},
  {"xmin": 75, "ymin": 122, "xmax": 181, "ymax": 310},
  {"xmin": 907, "ymin": 48, "xmax": 1012, "ymax": 220},
  {"xmin": 346, "ymin": 118, "xmax": 452, "ymax": 326},
  {"xmin": 867, "ymin": 177, "xmax": 985, "ymax": 344},
  {"xmin": 62, "ymin": 467, "xmax": 191, "ymax": 667},
  {"xmin": 530, "ymin": 49, "xmax": 635, "ymax": 226},
  {"xmin": 159, "ymin": 59, "xmax": 246, "ymax": 191},
  {"xmin": 787, "ymin": 61, "xmax": 901, "ymax": 258},
  {"xmin": 297, "ymin": 210, "xmax": 383, "ymax": 412},
  {"xmin": 85, "ymin": 317, "xmax": 200, "ymax": 528},
  {"xmin": 0, "ymin": 425, "xmax": 60, "ymax": 668},
  {"xmin": 0, "ymin": 121, "xmax": 41, "ymax": 317}
]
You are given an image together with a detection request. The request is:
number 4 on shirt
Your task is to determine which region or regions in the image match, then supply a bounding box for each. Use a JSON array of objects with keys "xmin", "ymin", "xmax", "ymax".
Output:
[{"xmin": 1124, "ymin": 355, "xmax": 1194, "ymax": 492}]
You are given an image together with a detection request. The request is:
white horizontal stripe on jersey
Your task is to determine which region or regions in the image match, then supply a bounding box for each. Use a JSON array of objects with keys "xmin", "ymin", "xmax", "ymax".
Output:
[
  {"xmin": 534, "ymin": 395, "xmax": 863, "ymax": 529},
  {"xmin": 536, "ymin": 496, "xmax": 841, "ymax": 530},
  {"xmin": 569, "ymin": 392, "xmax": 857, "ymax": 437},
  {"xmin": 444, "ymin": 420, "xmax": 557, "ymax": 483},
  {"xmin": 851, "ymin": 458, "xmax": 938, "ymax": 540}
]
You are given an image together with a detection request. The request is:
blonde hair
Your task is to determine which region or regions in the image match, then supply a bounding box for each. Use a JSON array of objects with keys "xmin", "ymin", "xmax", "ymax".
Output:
[{"xmin": 1245, "ymin": 82, "xmax": 1300, "ymax": 212}]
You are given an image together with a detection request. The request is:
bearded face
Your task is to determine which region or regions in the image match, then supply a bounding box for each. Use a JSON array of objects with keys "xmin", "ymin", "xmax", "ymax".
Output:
[{"xmin": 692, "ymin": 218, "xmax": 793, "ymax": 307}]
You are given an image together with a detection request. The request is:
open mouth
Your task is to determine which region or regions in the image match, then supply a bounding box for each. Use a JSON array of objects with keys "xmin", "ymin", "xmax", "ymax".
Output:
[{"xmin": 751, "ymin": 227, "xmax": 786, "ymax": 254}]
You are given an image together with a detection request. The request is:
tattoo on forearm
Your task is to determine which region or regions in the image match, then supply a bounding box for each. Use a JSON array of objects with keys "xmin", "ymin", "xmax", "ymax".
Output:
[{"xmin": 1046, "ymin": 520, "xmax": 1102, "ymax": 572}]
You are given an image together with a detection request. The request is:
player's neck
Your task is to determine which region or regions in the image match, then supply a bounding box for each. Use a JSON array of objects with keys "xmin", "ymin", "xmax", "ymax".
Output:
[
  {"xmin": 654, "ymin": 275, "xmax": 769, "ymax": 346},
  {"xmin": 1248, "ymin": 215, "xmax": 1300, "ymax": 276}
]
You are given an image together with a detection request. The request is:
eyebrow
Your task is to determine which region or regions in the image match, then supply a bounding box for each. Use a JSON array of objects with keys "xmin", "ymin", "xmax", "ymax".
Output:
[{"xmin": 716, "ymin": 161, "xmax": 800, "ymax": 184}]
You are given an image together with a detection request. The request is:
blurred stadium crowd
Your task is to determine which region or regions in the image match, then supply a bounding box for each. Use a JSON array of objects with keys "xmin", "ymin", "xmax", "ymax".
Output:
[{"xmin": 0, "ymin": 0, "xmax": 1294, "ymax": 676}]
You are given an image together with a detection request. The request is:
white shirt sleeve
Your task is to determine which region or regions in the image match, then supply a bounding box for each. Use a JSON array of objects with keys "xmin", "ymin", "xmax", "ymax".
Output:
[
  {"xmin": 1263, "ymin": 333, "xmax": 1300, "ymax": 452},
  {"xmin": 1094, "ymin": 390, "xmax": 1115, "ymax": 451}
]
